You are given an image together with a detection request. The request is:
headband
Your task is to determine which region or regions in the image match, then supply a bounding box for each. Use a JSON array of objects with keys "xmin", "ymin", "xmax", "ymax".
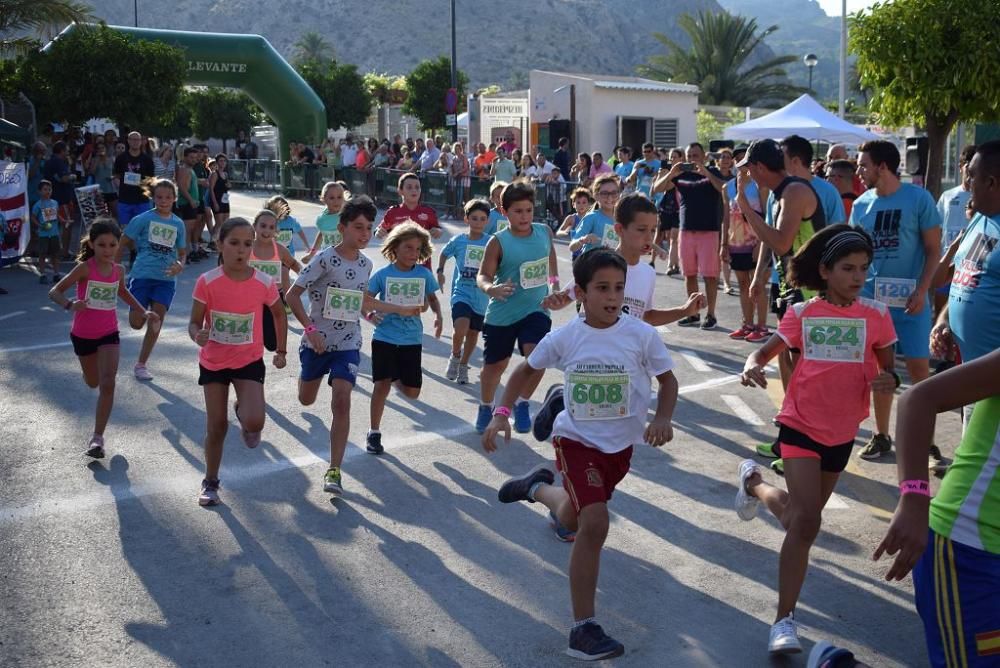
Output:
[{"xmin": 820, "ymin": 230, "xmax": 871, "ymax": 266}]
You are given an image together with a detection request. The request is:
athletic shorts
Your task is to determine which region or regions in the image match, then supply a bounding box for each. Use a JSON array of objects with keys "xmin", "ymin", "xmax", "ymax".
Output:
[
  {"xmin": 482, "ymin": 311, "xmax": 551, "ymax": 364},
  {"xmin": 553, "ymin": 436, "xmax": 633, "ymax": 513},
  {"xmin": 771, "ymin": 283, "xmax": 805, "ymax": 320},
  {"xmin": 70, "ymin": 331, "xmax": 120, "ymax": 357},
  {"xmin": 658, "ymin": 211, "xmax": 679, "ymax": 232},
  {"xmin": 913, "ymin": 529, "xmax": 1000, "ymax": 667},
  {"xmin": 101, "ymin": 192, "xmax": 118, "ymax": 203},
  {"xmin": 35, "ymin": 235, "xmax": 61, "ymax": 257},
  {"xmin": 198, "ymin": 358, "xmax": 266, "ymax": 386},
  {"xmin": 451, "ymin": 301, "xmax": 484, "ymax": 332},
  {"xmin": 127, "ymin": 277, "xmax": 176, "ymax": 310},
  {"xmin": 679, "ymin": 230, "xmax": 721, "ymax": 279},
  {"xmin": 300, "ymin": 347, "xmax": 361, "ymax": 386},
  {"xmin": 117, "ymin": 200, "xmax": 151, "ymax": 227},
  {"xmin": 773, "ymin": 423, "xmax": 853, "ymax": 473},
  {"xmin": 212, "ymin": 202, "xmax": 231, "ymax": 215},
  {"xmin": 890, "ymin": 306, "xmax": 932, "ymax": 359},
  {"xmin": 175, "ymin": 203, "xmax": 198, "ymax": 221},
  {"xmin": 729, "ymin": 251, "xmax": 755, "ymax": 272},
  {"xmin": 197, "ymin": 202, "xmax": 206, "ymax": 215},
  {"xmin": 371, "ymin": 339, "xmax": 422, "ymax": 387}
]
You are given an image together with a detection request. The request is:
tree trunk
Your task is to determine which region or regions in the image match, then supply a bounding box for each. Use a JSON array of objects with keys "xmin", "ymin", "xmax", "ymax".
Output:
[{"xmin": 923, "ymin": 110, "xmax": 959, "ymax": 201}]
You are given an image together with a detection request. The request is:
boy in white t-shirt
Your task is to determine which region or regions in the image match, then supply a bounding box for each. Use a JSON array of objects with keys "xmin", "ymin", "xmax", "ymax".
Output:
[{"xmin": 482, "ymin": 248, "xmax": 678, "ymax": 661}]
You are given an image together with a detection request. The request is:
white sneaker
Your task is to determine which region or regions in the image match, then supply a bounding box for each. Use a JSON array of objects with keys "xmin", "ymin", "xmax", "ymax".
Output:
[
  {"xmin": 768, "ymin": 614, "xmax": 802, "ymax": 654},
  {"xmin": 736, "ymin": 459, "xmax": 761, "ymax": 521},
  {"xmin": 134, "ymin": 364, "xmax": 153, "ymax": 381},
  {"xmin": 456, "ymin": 363, "xmax": 470, "ymax": 385},
  {"xmin": 445, "ymin": 355, "xmax": 460, "ymax": 381}
]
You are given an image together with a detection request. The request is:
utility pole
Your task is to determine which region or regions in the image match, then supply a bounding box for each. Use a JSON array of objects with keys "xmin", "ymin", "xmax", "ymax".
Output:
[
  {"xmin": 450, "ymin": 0, "xmax": 458, "ymax": 143},
  {"xmin": 838, "ymin": 0, "xmax": 847, "ymax": 118}
]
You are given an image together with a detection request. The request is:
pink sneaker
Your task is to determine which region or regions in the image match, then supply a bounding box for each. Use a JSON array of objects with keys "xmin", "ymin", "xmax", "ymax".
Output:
[
  {"xmin": 728, "ymin": 324, "xmax": 754, "ymax": 340},
  {"xmin": 745, "ymin": 327, "xmax": 771, "ymax": 343}
]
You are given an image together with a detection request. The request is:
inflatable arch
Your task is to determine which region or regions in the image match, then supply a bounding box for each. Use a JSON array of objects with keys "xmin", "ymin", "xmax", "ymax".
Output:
[{"xmin": 44, "ymin": 24, "xmax": 326, "ymax": 181}]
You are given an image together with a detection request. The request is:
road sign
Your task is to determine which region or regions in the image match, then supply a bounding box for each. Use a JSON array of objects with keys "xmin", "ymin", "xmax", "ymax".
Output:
[
  {"xmin": 446, "ymin": 114, "xmax": 457, "ymax": 126},
  {"xmin": 444, "ymin": 88, "xmax": 458, "ymax": 114}
]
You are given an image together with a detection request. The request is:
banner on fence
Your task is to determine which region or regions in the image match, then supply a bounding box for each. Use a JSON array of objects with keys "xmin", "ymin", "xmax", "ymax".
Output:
[
  {"xmin": 75, "ymin": 184, "xmax": 107, "ymax": 231},
  {"xmin": 0, "ymin": 160, "xmax": 30, "ymax": 267}
]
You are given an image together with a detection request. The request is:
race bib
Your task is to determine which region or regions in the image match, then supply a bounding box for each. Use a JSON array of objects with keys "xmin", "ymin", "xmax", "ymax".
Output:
[
  {"xmin": 519, "ymin": 257, "xmax": 548, "ymax": 290},
  {"xmin": 567, "ymin": 372, "xmax": 630, "ymax": 420},
  {"xmin": 601, "ymin": 224, "xmax": 620, "ymax": 249},
  {"xmin": 276, "ymin": 230, "xmax": 294, "ymax": 247},
  {"xmin": 124, "ymin": 171, "xmax": 141, "ymax": 187},
  {"xmin": 874, "ymin": 277, "xmax": 916, "ymax": 309},
  {"xmin": 209, "ymin": 310, "xmax": 254, "ymax": 345},
  {"xmin": 148, "ymin": 221, "xmax": 178, "ymax": 249},
  {"xmin": 249, "ymin": 259, "xmax": 281, "ymax": 279},
  {"xmin": 464, "ymin": 245, "xmax": 485, "ymax": 271},
  {"xmin": 321, "ymin": 230, "xmax": 342, "ymax": 247},
  {"xmin": 323, "ymin": 287, "xmax": 363, "ymax": 322},
  {"xmin": 385, "ymin": 277, "xmax": 424, "ymax": 306},
  {"xmin": 802, "ymin": 317, "xmax": 866, "ymax": 363},
  {"xmin": 496, "ymin": 218, "xmax": 510, "ymax": 233},
  {"xmin": 85, "ymin": 280, "xmax": 118, "ymax": 311},
  {"xmin": 221, "ymin": 192, "xmax": 230, "ymax": 204}
]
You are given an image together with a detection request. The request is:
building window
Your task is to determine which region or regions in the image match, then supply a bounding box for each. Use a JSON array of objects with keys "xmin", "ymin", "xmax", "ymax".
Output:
[{"xmin": 653, "ymin": 119, "xmax": 678, "ymax": 148}]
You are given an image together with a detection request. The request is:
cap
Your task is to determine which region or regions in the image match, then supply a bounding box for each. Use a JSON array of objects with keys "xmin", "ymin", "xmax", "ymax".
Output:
[{"xmin": 735, "ymin": 139, "xmax": 784, "ymax": 171}]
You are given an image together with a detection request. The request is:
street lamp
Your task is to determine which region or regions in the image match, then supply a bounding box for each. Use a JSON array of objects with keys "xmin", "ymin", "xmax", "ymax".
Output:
[
  {"xmin": 449, "ymin": 0, "xmax": 457, "ymax": 142},
  {"xmin": 804, "ymin": 53, "xmax": 819, "ymax": 96}
]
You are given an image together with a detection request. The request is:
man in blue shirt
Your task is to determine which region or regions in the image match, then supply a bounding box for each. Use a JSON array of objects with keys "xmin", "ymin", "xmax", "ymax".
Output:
[
  {"xmin": 614, "ymin": 146, "xmax": 634, "ymax": 186},
  {"xmin": 627, "ymin": 142, "xmax": 661, "ymax": 200},
  {"xmin": 850, "ymin": 140, "xmax": 942, "ymax": 460}
]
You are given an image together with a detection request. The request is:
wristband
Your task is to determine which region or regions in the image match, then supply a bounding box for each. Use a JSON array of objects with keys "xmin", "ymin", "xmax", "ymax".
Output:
[
  {"xmin": 548, "ymin": 276, "xmax": 560, "ymax": 285},
  {"xmin": 304, "ymin": 324, "xmax": 317, "ymax": 334},
  {"xmin": 900, "ymin": 480, "xmax": 930, "ymax": 497},
  {"xmin": 493, "ymin": 406, "xmax": 512, "ymax": 418}
]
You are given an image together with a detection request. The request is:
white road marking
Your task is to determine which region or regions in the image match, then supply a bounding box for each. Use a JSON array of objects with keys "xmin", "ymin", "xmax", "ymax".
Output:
[
  {"xmin": 0, "ymin": 324, "xmax": 190, "ymax": 354},
  {"xmin": 680, "ymin": 351, "xmax": 711, "ymax": 373},
  {"xmin": 826, "ymin": 494, "xmax": 849, "ymax": 509},
  {"xmin": 0, "ymin": 310, "xmax": 26, "ymax": 321},
  {"xmin": 721, "ymin": 395, "xmax": 764, "ymax": 426}
]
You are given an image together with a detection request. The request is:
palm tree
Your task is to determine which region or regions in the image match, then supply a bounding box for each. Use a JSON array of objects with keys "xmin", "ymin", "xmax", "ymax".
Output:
[
  {"xmin": 0, "ymin": 0, "xmax": 93, "ymax": 55},
  {"xmin": 638, "ymin": 11, "xmax": 803, "ymax": 107},
  {"xmin": 292, "ymin": 31, "xmax": 334, "ymax": 67}
]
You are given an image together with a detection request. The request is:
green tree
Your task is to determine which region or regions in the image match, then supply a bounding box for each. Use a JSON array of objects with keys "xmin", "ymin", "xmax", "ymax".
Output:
[
  {"xmin": 18, "ymin": 24, "xmax": 186, "ymax": 129},
  {"xmin": 299, "ymin": 61, "xmax": 372, "ymax": 132},
  {"xmin": 292, "ymin": 31, "xmax": 334, "ymax": 68},
  {"xmin": 638, "ymin": 11, "xmax": 803, "ymax": 106},
  {"xmin": 0, "ymin": 0, "xmax": 93, "ymax": 55},
  {"xmin": 403, "ymin": 57, "xmax": 468, "ymax": 132},
  {"xmin": 851, "ymin": 0, "xmax": 1000, "ymax": 197},
  {"xmin": 188, "ymin": 88, "xmax": 260, "ymax": 151},
  {"xmin": 145, "ymin": 90, "xmax": 193, "ymax": 141}
]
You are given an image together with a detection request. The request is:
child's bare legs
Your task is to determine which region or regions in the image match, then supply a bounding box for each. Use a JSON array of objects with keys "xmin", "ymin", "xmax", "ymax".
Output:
[
  {"xmin": 78, "ymin": 345, "xmax": 120, "ymax": 436},
  {"xmin": 299, "ymin": 376, "xmax": 353, "ymax": 468},
  {"xmin": 735, "ymin": 269, "xmax": 753, "ymax": 325},
  {"xmin": 667, "ymin": 228, "xmax": 680, "ymax": 268},
  {"xmin": 130, "ymin": 302, "xmax": 167, "ymax": 365},
  {"xmin": 452, "ymin": 317, "xmax": 470, "ymax": 358},
  {"xmin": 370, "ymin": 379, "xmax": 392, "ymax": 431},
  {"xmin": 202, "ymin": 383, "xmax": 230, "ymax": 480},
  {"xmin": 461, "ymin": 330, "xmax": 480, "ymax": 365},
  {"xmin": 480, "ymin": 359, "xmax": 508, "ymax": 405},
  {"xmin": 755, "ymin": 283, "xmax": 769, "ymax": 329}
]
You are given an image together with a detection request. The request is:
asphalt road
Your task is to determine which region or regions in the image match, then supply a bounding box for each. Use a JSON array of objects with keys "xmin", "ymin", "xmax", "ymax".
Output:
[{"xmin": 0, "ymin": 191, "xmax": 957, "ymax": 667}]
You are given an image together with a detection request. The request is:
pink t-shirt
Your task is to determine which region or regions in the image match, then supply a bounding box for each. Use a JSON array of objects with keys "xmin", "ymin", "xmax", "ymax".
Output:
[
  {"xmin": 71, "ymin": 258, "xmax": 121, "ymax": 339},
  {"xmin": 193, "ymin": 267, "xmax": 279, "ymax": 371},
  {"xmin": 776, "ymin": 297, "xmax": 897, "ymax": 445}
]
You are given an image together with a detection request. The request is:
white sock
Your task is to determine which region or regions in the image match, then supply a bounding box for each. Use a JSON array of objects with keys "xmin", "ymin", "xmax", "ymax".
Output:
[
  {"xmin": 572, "ymin": 617, "xmax": 596, "ymax": 629},
  {"xmin": 368, "ymin": 429, "xmax": 380, "ymax": 436}
]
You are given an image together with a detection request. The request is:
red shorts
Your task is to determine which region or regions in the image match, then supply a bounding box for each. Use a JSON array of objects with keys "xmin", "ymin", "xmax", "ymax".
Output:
[
  {"xmin": 679, "ymin": 230, "xmax": 721, "ymax": 279},
  {"xmin": 553, "ymin": 436, "xmax": 632, "ymax": 513}
]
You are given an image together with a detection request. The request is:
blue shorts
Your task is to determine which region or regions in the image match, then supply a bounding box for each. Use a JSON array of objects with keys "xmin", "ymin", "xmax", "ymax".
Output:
[
  {"xmin": 299, "ymin": 347, "xmax": 361, "ymax": 385},
  {"xmin": 913, "ymin": 529, "xmax": 1000, "ymax": 667},
  {"xmin": 482, "ymin": 311, "xmax": 551, "ymax": 364},
  {"xmin": 118, "ymin": 200, "xmax": 152, "ymax": 227},
  {"xmin": 451, "ymin": 301, "xmax": 485, "ymax": 332},
  {"xmin": 891, "ymin": 305, "xmax": 932, "ymax": 359},
  {"xmin": 127, "ymin": 277, "xmax": 176, "ymax": 310}
]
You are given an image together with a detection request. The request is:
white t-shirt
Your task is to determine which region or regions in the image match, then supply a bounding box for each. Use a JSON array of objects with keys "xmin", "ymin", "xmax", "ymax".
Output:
[
  {"xmin": 566, "ymin": 261, "xmax": 657, "ymax": 322},
  {"xmin": 528, "ymin": 316, "xmax": 674, "ymax": 453}
]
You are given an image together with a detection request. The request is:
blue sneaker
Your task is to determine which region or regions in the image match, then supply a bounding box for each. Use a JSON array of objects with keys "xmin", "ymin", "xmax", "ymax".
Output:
[
  {"xmin": 532, "ymin": 384, "xmax": 564, "ymax": 442},
  {"xmin": 566, "ymin": 622, "xmax": 625, "ymax": 661},
  {"xmin": 513, "ymin": 400, "xmax": 531, "ymax": 433},
  {"xmin": 475, "ymin": 404, "xmax": 493, "ymax": 434},
  {"xmin": 549, "ymin": 510, "xmax": 576, "ymax": 542}
]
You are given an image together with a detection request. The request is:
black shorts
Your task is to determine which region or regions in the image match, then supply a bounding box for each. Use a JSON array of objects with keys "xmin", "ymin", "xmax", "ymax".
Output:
[
  {"xmin": 371, "ymin": 340, "xmax": 423, "ymax": 387},
  {"xmin": 451, "ymin": 301, "xmax": 484, "ymax": 332},
  {"xmin": 658, "ymin": 211, "xmax": 679, "ymax": 232},
  {"xmin": 197, "ymin": 202, "xmax": 206, "ymax": 215},
  {"xmin": 35, "ymin": 235, "xmax": 61, "ymax": 257},
  {"xmin": 175, "ymin": 203, "xmax": 198, "ymax": 221},
  {"xmin": 729, "ymin": 251, "xmax": 755, "ymax": 272},
  {"xmin": 71, "ymin": 331, "xmax": 120, "ymax": 357},
  {"xmin": 212, "ymin": 202, "xmax": 231, "ymax": 215},
  {"xmin": 482, "ymin": 311, "xmax": 551, "ymax": 364},
  {"xmin": 101, "ymin": 192, "xmax": 118, "ymax": 203},
  {"xmin": 774, "ymin": 423, "xmax": 854, "ymax": 473},
  {"xmin": 770, "ymin": 283, "xmax": 804, "ymax": 320},
  {"xmin": 198, "ymin": 358, "xmax": 266, "ymax": 386}
]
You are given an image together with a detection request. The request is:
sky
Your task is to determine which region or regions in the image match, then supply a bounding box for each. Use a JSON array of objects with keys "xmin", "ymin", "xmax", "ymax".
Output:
[{"xmin": 815, "ymin": 0, "xmax": 879, "ymax": 16}]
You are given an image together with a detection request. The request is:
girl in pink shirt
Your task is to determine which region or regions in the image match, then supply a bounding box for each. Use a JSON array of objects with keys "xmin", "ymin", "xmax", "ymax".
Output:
[
  {"xmin": 735, "ymin": 225, "xmax": 899, "ymax": 655},
  {"xmin": 48, "ymin": 219, "xmax": 159, "ymax": 458},
  {"xmin": 188, "ymin": 218, "xmax": 287, "ymax": 507}
]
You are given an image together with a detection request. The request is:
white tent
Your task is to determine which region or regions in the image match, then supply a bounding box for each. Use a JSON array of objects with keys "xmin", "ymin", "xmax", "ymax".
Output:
[{"xmin": 724, "ymin": 94, "xmax": 880, "ymax": 145}]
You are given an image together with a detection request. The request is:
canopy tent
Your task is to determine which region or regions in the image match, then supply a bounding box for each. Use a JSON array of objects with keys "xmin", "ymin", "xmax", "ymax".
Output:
[
  {"xmin": 724, "ymin": 94, "xmax": 880, "ymax": 145},
  {"xmin": 0, "ymin": 118, "xmax": 30, "ymax": 147}
]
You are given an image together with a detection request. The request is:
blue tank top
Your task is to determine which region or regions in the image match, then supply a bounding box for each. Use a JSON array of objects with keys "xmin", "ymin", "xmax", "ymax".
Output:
[{"xmin": 485, "ymin": 223, "xmax": 551, "ymax": 326}]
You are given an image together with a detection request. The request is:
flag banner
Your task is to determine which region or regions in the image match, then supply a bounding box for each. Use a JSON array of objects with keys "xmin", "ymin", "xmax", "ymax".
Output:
[
  {"xmin": 75, "ymin": 184, "xmax": 108, "ymax": 232},
  {"xmin": 0, "ymin": 160, "xmax": 30, "ymax": 267}
]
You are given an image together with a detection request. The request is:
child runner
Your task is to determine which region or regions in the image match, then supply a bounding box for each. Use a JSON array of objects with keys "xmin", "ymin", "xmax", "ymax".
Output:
[
  {"xmin": 249, "ymin": 209, "xmax": 302, "ymax": 351},
  {"xmin": 723, "ymin": 162, "xmax": 771, "ymax": 342},
  {"xmin": 208, "ymin": 153, "xmax": 231, "ymax": 230},
  {"xmin": 483, "ymin": 248, "xmax": 677, "ymax": 661},
  {"xmin": 437, "ymin": 198, "xmax": 491, "ymax": 385},
  {"xmin": 286, "ymin": 196, "xmax": 419, "ymax": 495},
  {"xmin": 30, "ymin": 180, "xmax": 62, "ymax": 284},
  {"xmin": 736, "ymin": 225, "xmax": 899, "ymax": 655},
  {"xmin": 475, "ymin": 182, "xmax": 559, "ymax": 434},
  {"xmin": 484, "ymin": 181, "xmax": 510, "ymax": 236},
  {"xmin": 569, "ymin": 175, "xmax": 622, "ymax": 256},
  {"xmin": 556, "ymin": 188, "xmax": 595, "ymax": 261},
  {"xmin": 116, "ymin": 179, "xmax": 187, "ymax": 381},
  {"xmin": 366, "ymin": 222, "xmax": 443, "ymax": 455},
  {"xmin": 49, "ymin": 219, "xmax": 160, "ymax": 458},
  {"xmin": 375, "ymin": 172, "xmax": 444, "ymax": 251},
  {"xmin": 189, "ymin": 218, "xmax": 287, "ymax": 507},
  {"xmin": 303, "ymin": 184, "xmax": 345, "ymax": 263}
]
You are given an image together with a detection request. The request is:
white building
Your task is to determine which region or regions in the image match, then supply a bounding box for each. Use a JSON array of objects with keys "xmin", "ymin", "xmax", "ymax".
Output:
[{"xmin": 529, "ymin": 71, "xmax": 699, "ymax": 156}]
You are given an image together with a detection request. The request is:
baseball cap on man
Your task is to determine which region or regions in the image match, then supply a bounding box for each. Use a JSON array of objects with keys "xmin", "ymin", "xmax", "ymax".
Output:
[{"xmin": 735, "ymin": 139, "xmax": 784, "ymax": 171}]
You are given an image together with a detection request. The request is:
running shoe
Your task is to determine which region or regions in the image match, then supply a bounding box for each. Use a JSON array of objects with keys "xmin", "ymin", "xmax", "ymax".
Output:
[
  {"xmin": 445, "ymin": 355, "xmax": 460, "ymax": 381},
  {"xmin": 725, "ymin": 285, "xmax": 737, "ymax": 295},
  {"xmin": 729, "ymin": 324, "xmax": 754, "ymax": 340},
  {"xmin": 366, "ymin": 431, "xmax": 384, "ymax": 455},
  {"xmin": 133, "ymin": 363, "xmax": 153, "ymax": 381},
  {"xmin": 549, "ymin": 510, "xmax": 576, "ymax": 542},
  {"xmin": 323, "ymin": 467, "xmax": 344, "ymax": 496},
  {"xmin": 241, "ymin": 427, "xmax": 261, "ymax": 449},
  {"xmin": 456, "ymin": 363, "xmax": 470, "ymax": 385},
  {"xmin": 745, "ymin": 327, "xmax": 771, "ymax": 343},
  {"xmin": 807, "ymin": 641, "xmax": 856, "ymax": 668},
  {"xmin": 700, "ymin": 314, "xmax": 718, "ymax": 330},
  {"xmin": 475, "ymin": 404, "xmax": 493, "ymax": 434},
  {"xmin": 929, "ymin": 444, "xmax": 951, "ymax": 476},
  {"xmin": 513, "ymin": 400, "xmax": 532, "ymax": 434},
  {"xmin": 532, "ymin": 384, "xmax": 564, "ymax": 442},
  {"xmin": 198, "ymin": 478, "xmax": 221, "ymax": 506},
  {"xmin": 736, "ymin": 459, "xmax": 761, "ymax": 521},
  {"xmin": 770, "ymin": 459, "xmax": 784, "ymax": 475},
  {"xmin": 666, "ymin": 266, "xmax": 680, "ymax": 276},
  {"xmin": 859, "ymin": 433, "xmax": 893, "ymax": 460},
  {"xmin": 497, "ymin": 464, "xmax": 555, "ymax": 504},
  {"xmin": 85, "ymin": 434, "xmax": 105, "ymax": 459},
  {"xmin": 566, "ymin": 622, "xmax": 625, "ymax": 661},
  {"xmin": 756, "ymin": 441, "xmax": 779, "ymax": 459},
  {"xmin": 768, "ymin": 614, "xmax": 802, "ymax": 654},
  {"xmin": 677, "ymin": 315, "xmax": 700, "ymax": 327}
]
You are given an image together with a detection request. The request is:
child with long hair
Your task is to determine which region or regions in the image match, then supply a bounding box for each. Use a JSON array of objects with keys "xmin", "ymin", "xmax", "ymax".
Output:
[
  {"xmin": 249, "ymin": 209, "xmax": 301, "ymax": 350},
  {"xmin": 736, "ymin": 224, "xmax": 899, "ymax": 654},
  {"xmin": 484, "ymin": 181, "xmax": 510, "ymax": 236},
  {"xmin": 49, "ymin": 219, "xmax": 159, "ymax": 458},
  {"xmin": 569, "ymin": 174, "xmax": 621, "ymax": 256},
  {"xmin": 189, "ymin": 218, "xmax": 288, "ymax": 506}
]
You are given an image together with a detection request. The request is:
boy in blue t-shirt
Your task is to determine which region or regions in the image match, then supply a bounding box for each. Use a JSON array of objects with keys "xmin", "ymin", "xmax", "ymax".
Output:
[
  {"xmin": 437, "ymin": 198, "xmax": 491, "ymax": 385},
  {"xmin": 484, "ymin": 181, "xmax": 510, "ymax": 236},
  {"xmin": 570, "ymin": 175, "xmax": 621, "ymax": 255},
  {"xmin": 30, "ymin": 180, "xmax": 62, "ymax": 283}
]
